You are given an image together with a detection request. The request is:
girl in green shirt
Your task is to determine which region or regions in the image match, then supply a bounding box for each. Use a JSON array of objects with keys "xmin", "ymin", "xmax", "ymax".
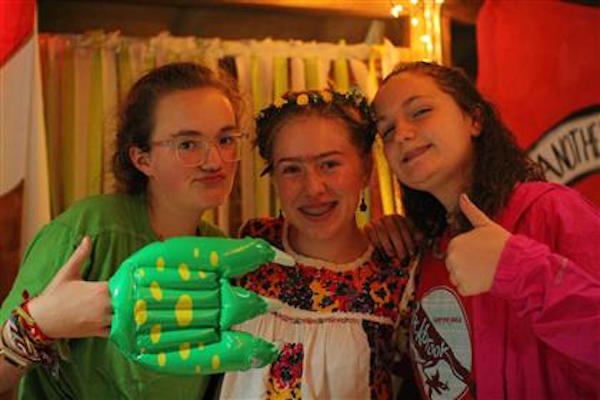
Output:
[{"xmin": 0, "ymin": 62, "xmax": 245, "ymax": 399}]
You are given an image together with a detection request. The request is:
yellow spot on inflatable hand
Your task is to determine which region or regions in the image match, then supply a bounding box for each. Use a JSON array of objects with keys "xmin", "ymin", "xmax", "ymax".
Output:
[
  {"xmin": 175, "ymin": 294, "xmax": 193, "ymax": 327},
  {"xmin": 137, "ymin": 268, "xmax": 145, "ymax": 278},
  {"xmin": 150, "ymin": 324, "xmax": 161, "ymax": 344},
  {"xmin": 150, "ymin": 281, "xmax": 163, "ymax": 301},
  {"xmin": 211, "ymin": 355, "xmax": 221, "ymax": 370},
  {"xmin": 178, "ymin": 263, "xmax": 190, "ymax": 281},
  {"xmin": 179, "ymin": 343, "xmax": 191, "ymax": 360},
  {"xmin": 198, "ymin": 270, "xmax": 207, "ymax": 279},
  {"xmin": 193, "ymin": 248, "xmax": 200, "ymax": 258},
  {"xmin": 156, "ymin": 257, "xmax": 165, "ymax": 271},
  {"xmin": 158, "ymin": 352, "xmax": 166, "ymax": 367},
  {"xmin": 134, "ymin": 300, "xmax": 147, "ymax": 326},
  {"xmin": 210, "ymin": 251, "xmax": 219, "ymax": 268},
  {"xmin": 195, "ymin": 365, "xmax": 202, "ymax": 374}
]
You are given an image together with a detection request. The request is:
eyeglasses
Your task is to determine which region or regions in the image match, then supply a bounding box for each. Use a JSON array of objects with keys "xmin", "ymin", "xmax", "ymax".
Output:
[{"xmin": 151, "ymin": 132, "xmax": 247, "ymax": 167}]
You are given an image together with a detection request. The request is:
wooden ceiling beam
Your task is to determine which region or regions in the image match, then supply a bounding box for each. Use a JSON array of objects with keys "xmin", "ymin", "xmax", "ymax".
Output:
[{"xmin": 173, "ymin": 0, "xmax": 397, "ymax": 18}]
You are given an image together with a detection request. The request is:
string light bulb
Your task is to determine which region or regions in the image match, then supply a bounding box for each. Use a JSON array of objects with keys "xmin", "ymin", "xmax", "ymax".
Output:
[{"xmin": 390, "ymin": 4, "xmax": 404, "ymax": 18}]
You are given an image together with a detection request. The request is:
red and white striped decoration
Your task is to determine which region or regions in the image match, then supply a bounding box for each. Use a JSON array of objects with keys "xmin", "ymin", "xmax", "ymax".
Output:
[{"xmin": 1, "ymin": 0, "xmax": 50, "ymax": 253}]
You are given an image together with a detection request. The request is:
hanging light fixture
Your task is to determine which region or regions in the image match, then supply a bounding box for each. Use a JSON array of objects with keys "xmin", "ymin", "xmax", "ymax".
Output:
[{"xmin": 390, "ymin": 3, "xmax": 404, "ymax": 18}]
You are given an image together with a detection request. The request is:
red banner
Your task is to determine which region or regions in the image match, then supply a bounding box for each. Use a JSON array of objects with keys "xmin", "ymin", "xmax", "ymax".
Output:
[
  {"xmin": 477, "ymin": 0, "xmax": 600, "ymax": 206},
  {"xmin": 0, "ymin": 0, "xmax": 34, "ymax": 65}
]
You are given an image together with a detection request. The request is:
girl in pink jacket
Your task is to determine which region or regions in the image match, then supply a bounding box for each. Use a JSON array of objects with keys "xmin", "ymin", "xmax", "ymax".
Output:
[{"xmin": 369, "ymin": 61, "xmax": 600, "ymax": 399}]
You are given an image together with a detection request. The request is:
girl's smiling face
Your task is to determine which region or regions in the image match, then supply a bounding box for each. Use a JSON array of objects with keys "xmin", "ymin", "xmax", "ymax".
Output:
[
  {"xmin": 272, "ymin": 115, "xmax": 369, "ymax": 241},
  {"xmin": 374, "ymin": 72, "xmax": 481, "ymax": 209}
]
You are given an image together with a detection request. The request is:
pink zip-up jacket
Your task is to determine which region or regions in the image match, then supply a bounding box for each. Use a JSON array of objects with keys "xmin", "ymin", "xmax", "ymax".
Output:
[{"xmin": 474, "ymin": 182, "xmax": 600, "ymax": 399}]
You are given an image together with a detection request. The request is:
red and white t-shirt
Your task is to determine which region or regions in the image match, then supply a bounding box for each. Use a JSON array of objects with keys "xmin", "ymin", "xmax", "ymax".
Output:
[{"xmin": 409, "ymin": 231, "xmax": 476, "ymax": 400}]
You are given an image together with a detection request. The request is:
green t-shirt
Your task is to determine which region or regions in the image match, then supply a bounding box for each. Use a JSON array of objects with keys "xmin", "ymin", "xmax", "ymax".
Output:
[{"xmin": 0, "ymin": 194, "xmax": 224, "ymax": 399}]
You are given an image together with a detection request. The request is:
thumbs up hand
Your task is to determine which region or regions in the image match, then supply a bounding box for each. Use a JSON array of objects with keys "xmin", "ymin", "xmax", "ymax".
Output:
[
  {"xmin": 445, "ymin": 194, "xmax": 511, "ymax": 296},
  {"xmin": 27, "ymin": 236, "xmax": 112, "ymax": 339}
]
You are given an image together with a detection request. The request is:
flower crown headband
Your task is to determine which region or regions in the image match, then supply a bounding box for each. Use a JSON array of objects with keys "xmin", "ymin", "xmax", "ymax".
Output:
[{"xmin": 256, "ymin": 88, "xmax": 377, "ymax": 135}]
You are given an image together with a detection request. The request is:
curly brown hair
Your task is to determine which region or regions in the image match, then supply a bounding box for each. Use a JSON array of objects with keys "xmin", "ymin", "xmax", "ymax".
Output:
[
  {"xmin": 111, "ymin": 62, "xmax": 243, "ymax": 195},
  {"xmin": 255, "ymin": 89, "xmax": 377, "ymax": 175},
  {"xmin": 380, "ymin": 62, "xmax": 545, "ymax": 238}
]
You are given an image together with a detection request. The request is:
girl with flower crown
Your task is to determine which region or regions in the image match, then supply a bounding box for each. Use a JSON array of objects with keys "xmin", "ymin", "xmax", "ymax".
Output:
[{"xmin": 220, "ymin": 90, "xmax": 413, "ymax": 399}]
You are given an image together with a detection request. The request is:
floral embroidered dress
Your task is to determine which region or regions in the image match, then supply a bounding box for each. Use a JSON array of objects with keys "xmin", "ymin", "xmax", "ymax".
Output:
[{"xmin": 220, "ymin": 218, "xmax": 411, "ymax": 400}]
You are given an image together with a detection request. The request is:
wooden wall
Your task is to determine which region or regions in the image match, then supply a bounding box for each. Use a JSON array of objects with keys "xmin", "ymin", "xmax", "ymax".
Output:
[{"xmin": 38, "ymin": 0, "xmax": 410, "ymax": 45}]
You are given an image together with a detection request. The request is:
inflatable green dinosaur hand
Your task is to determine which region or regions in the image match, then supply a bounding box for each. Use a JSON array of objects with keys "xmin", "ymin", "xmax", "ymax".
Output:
[{"xmin": 108, "ymin": 237, "xmax": 294, "ymax": 375}]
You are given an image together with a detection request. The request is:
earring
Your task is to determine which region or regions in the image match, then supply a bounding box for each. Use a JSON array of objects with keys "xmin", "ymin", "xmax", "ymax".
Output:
[{"xmin": 359, "ymin": 196, "xmax": 367, "ymax": 212}]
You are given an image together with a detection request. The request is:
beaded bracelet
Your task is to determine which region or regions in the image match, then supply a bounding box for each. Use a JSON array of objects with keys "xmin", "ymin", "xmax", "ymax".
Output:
[
  {"xmin": 0, "ymin": 293, "xmax": 58, "ymax": 371},
  {"xmin": 14, "ymin": 300, "xmax": 53, "ymax": 345},
  {"xmin": 0, "ymin": 320, "xmax": 31, "ymax": 369}
]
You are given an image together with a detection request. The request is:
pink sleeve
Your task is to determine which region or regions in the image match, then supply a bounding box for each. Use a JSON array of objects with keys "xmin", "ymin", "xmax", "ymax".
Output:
[{"xmin": 491, "ymin": 189, "xmax": 600, "ymax": 373}]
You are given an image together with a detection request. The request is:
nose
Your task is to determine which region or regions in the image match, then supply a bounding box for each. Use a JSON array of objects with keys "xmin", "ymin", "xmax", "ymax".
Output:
[
  {"xmin": 392, "ymin": 118, "xmax": 416, "ymax": 142},
  {"xmin": 302, "ymin": 168, "xmax": 327, "ymax": 196},
  {"xmin": 200, "ymin": 142, "xmax": 223, "ymax": 171}
]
